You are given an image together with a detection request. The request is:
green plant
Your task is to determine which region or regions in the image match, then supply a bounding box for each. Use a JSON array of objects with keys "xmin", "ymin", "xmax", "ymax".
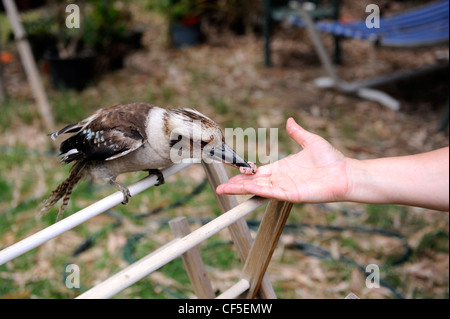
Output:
[
  {"xmin": 22, "ymin": 15, "xmax": 58, "ymax": 37},
  {"xmin": 21, "ymin": 1, "xmax": 131, "ymax": 59},
  {"xmin": 83, "ymin": 0, "xmax": 129, "ymax": 54}
]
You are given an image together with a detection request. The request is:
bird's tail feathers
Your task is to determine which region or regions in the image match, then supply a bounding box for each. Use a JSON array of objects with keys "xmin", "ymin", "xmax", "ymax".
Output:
[{"xmin": 38, "ymin": 161, "xmax": 88, "ymax": 221}]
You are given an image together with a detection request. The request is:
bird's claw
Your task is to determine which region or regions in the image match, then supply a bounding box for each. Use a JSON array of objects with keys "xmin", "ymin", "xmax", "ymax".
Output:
[
  {"xmin": 147, "ymin": 169, "xmax": 165, "ymax": 186},
  {"xmin": 109, "ymin": 178, "xmax": 132, "ymax": 205},
  {"xmin": 121, "ymin": 188, "xmax": 132, "ymax": 205}
]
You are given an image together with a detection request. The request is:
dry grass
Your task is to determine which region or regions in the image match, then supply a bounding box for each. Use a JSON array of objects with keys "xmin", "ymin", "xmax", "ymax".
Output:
[{"xmin": 0, "ymin": 0, "xmax": 448, "ymax": 299}]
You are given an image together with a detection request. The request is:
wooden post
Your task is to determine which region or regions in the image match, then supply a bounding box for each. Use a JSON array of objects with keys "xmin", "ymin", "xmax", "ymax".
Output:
[
  {"xmin": 202, "ymin": 161, "xmax": 277, "ymax": 299},
  {"xmin": 2, "ymin": 0, "xmax": 55, "ymax": 132},
  {"xmin": 294, "ymin": 1, "xmax": 340, "ymax": 86},
  {"xmin": 202, "ymin": 162, "xmax": 253, "ymax": 258},
  {"xmin": 240, "ymin": 200, "xmax": 293, "ymax": 299},
  {"xmin": 263, "ymin": 0, "xmax": 272, "ymax": 67},
  {"xmin": 169, "ymin": 217, "xmax": 215, "ymax": 299}
]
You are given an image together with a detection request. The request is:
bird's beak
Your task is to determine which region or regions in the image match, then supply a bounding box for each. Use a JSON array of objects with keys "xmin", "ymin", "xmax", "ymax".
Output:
[{"xmin": 204, "ymin": 143, "xmax": 251, "ymax": 169}]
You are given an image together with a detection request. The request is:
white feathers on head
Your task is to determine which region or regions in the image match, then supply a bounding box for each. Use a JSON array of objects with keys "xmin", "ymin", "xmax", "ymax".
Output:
[{"xmin": 168, "ymin": 108, "xmax": 223, "ymax": 145}]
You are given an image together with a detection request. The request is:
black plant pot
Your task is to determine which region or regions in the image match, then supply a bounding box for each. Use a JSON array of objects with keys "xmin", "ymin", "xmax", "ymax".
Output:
[
  {"xmin": 170, "ymin": 22, "xmax": 202, "ymax": 48},
  {"xmin": 124, "ymin": 28, "xmax": 145, "ymax": 50},
  {"xmin": 28, "ymin": 34, "xmax": 57, "ymax": 62},
  {"xmin": 45, "ymin": 50, "xmax": 96, "ymax": 91}
]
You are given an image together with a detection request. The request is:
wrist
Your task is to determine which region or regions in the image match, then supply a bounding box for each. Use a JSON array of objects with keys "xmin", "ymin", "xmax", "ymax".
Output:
[
  {"xmin": 343, "ymin": 157, "xmax": 385, "ymax": 205},
  {"xmin": 344, "ymin": 156, "xmax": 397, "ymax": 206},
  {"xmin": 343, "ymin": 157, "xmax": 360, "ymax": 203}
]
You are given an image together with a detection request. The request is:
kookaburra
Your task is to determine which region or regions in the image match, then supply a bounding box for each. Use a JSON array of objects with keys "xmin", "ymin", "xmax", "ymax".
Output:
[{"xmin": 40, "ymin": 103, "xmax": 251, "ymax": 219}]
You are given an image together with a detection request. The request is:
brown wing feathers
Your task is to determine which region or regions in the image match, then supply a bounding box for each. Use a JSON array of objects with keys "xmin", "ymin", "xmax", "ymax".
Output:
[
  {"xmin": 41, "ymin": 103, "xmax": 153, "ymax": 219},
  {"xmin": 58, "ymin": 103, "xmax": 152, "ymax": 163}
]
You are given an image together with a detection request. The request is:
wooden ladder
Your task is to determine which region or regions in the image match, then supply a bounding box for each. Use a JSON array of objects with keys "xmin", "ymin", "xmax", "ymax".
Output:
[{"xmin": 168, "ymin": 162, "xmax": 293, "ymax": 299}]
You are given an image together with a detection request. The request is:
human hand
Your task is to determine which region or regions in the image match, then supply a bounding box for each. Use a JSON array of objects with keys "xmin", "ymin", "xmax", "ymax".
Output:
[{"xmin": 216, "ymin": 118, "xmax": 351, "ymax": 203}]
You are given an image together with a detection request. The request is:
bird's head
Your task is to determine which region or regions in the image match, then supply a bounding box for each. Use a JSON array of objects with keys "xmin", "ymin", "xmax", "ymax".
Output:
[{"xmin": 167, "ymin": 109, "xmax": 251, "ymax": 169}]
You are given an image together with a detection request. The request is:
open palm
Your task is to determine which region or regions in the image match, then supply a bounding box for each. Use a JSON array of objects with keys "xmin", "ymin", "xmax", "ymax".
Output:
[{"xmin": 216, "ymin": 118, "xmax": 351, "ymax": 203}]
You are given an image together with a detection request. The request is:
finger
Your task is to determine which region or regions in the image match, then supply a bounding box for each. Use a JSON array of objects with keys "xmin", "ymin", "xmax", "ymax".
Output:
[
  {"xmin": 215, "ymin": 184, "xmax": 227, "ymax": 194},
  {"xmin": 286, "ymin": 118, "xmax": 318, "ymax": 148},
  {"xmin": 216, "ymin": 182, "xmax": 251, "ymax": 195},
  {"xmin": 225, "ymin": 173, "xmax": 256, "ymax": 184},
  {"xmin": 216, "ymin": 174, "xmax": 273, "ymax": 194},
  {"xmin": 216, "ymin": 180, "xmax": 272, "ymax": 196},
  {"xmin": 244, "ymin": 183, "xmax": 281, "ymax": 200},
  {"xmin": 217, "ymin": 181, "xmax": 285, "ymax": 201}
]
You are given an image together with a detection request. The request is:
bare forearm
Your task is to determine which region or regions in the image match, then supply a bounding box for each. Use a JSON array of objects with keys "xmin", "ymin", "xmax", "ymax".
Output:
[
  {"xmin": 346, "ymin": 147, "xmax": 449, "ymax": 211},
  {"xmin": 217, "ymin": 118, "xmax": 449, "ymax": 211}
]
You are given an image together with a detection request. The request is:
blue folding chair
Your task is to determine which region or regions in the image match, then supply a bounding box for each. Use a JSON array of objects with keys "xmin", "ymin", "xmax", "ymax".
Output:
[
  {"xmin": 290, "ymin": 0, "xmax": 449, "ymax": 47},
  {"xmin": 289, "ymin": 0, "xmax": 449, "ymax": 111}
]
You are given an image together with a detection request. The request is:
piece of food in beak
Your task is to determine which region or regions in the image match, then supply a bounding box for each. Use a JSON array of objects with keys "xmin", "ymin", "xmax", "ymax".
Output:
[
  {"xmin": 204, "ymin": 143, "xmax": 251, "ymax": 169},
  {"xmin": 240, "ymin": 162, "xmax": 257, "ymax": 175}
]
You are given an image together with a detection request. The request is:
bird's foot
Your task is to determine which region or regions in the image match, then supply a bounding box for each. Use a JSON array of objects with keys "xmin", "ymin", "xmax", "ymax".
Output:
[
  {"xmin": 147, "ymin": 169, "xmax": 165, "ymax": 186},
  {"xmin": 120, "ymin": 187, "xmax": 132, "ymax": 205},
  {"xmin": 147, "ymin": 169, "xmax": 164, "ymax": 186},
  {"xmin": 109, "ymin": 178, "xmax": 132, "ymax": 205}
]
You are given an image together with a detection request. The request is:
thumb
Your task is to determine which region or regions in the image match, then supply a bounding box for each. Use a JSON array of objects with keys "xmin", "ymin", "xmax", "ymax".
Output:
[{"xmin": 286, "ymin": 118, "xmax": 318, "ymax": 148}]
